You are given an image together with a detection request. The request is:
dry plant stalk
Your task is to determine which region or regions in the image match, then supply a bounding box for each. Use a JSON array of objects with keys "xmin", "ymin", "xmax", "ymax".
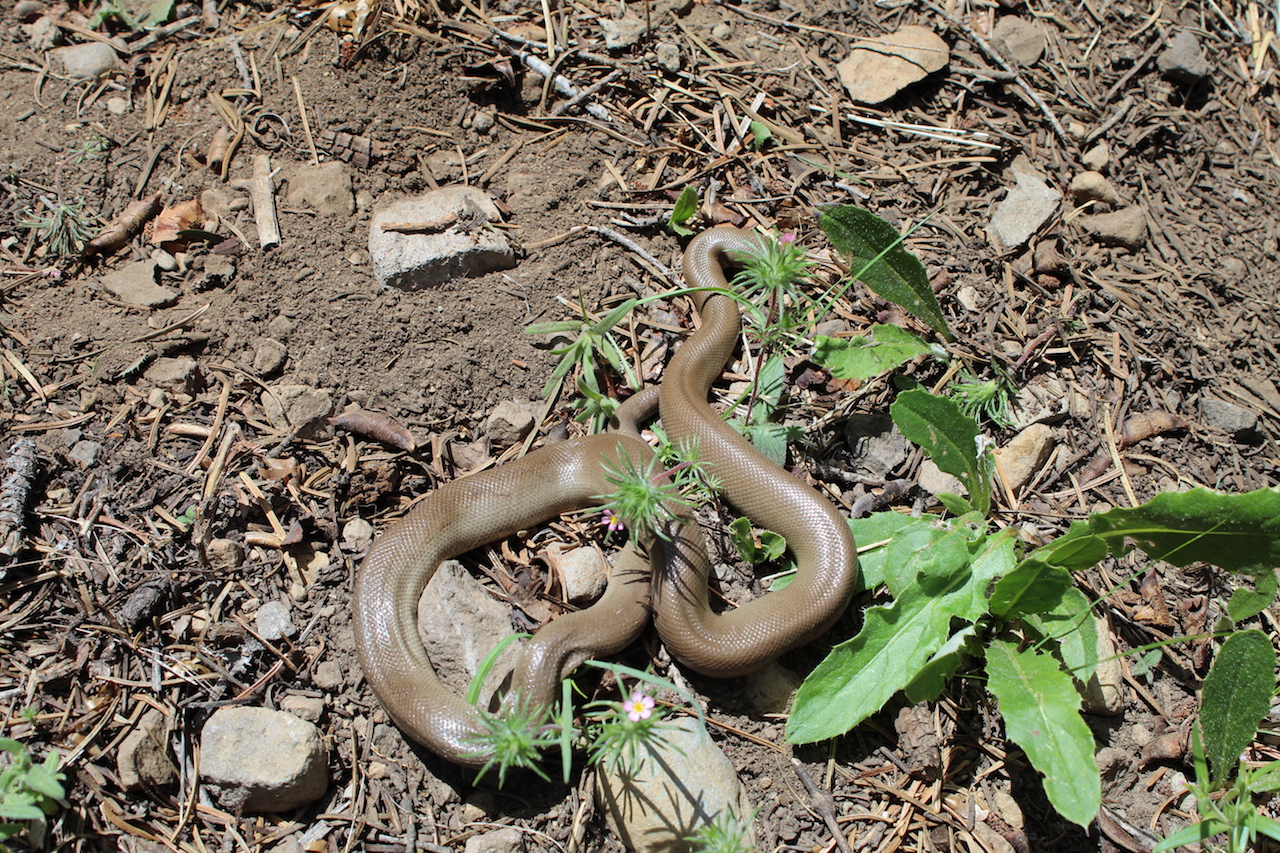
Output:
[
  {"xmin": 82, "ymin": 192, "xmax": 162, "ymax": 257},
  {"xmin": 231, "ymin": 154, "xmax": 281, "ymax": 249}
]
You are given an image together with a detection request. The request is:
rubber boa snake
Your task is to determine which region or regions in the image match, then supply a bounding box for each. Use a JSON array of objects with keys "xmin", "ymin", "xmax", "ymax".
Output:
[{"xmin": 353, "ymin": 226, "xmax": 860, "ymax": 766}]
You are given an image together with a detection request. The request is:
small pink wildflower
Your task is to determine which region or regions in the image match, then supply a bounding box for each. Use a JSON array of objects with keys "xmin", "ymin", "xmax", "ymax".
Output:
[
  {"xmin": 42, "ymin": 266, "xmax": 62, "ymax": 279},
  {"xmin": 602, "ymin": 508, "xmax": 625, "ymax": 533},
  {"xmin": 778, "ymin": 232, "xmax": 797, "ymax": 245},
  {"xmin": 622, "ymin": 690, "xmax": 655, "ymax": 722}
]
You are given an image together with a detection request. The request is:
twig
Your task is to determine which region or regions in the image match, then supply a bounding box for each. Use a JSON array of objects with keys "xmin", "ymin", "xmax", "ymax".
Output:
[
  {"xmin": 588, "ymin": 225, "xmax": 678, "ymax": 284},
  {"xmin": 550, "ymin": 69, "xmax": 623, "ymax": 117},
  {"xmin": 920, "ymin": 0, "xmax": 1069, "ymax": 145},
  {"xmin": 790, "ymin": 757, "xmax": 852, "ymax": 853},
  {"xmin": 291, "ymin": 76, "xmax": 319, "ymax": 166},
  {"xmin": 1085, "ymin": 96, "xmax": 1135, "ymax": 144},
  {"xmin": 501, "ymin": 46, "xmax": 612, "ymax": 122},
  {"xmin": 231, "ymin": 154, "xmax": 281, "ymax": 249},
  {"xmin": 0, "ymin": 438, "xmax": 39, "ymax": 568}
]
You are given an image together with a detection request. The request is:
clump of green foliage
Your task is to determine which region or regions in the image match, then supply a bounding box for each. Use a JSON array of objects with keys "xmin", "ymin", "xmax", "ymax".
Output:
[{"xmin": 0, "ymin": 739, "xmax": 66, "ymax": 852}]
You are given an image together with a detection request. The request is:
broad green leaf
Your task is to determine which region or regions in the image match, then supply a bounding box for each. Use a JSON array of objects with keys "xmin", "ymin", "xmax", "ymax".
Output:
[
  {"xmin": 1250, "ymin": 760, "xmax": 1280, "ymax": 793},
  {"xmin": 936, "ymin": 493, "xmax": 976, "ymax": 517},
  {"xmin": 0, "ymin": 802, "xmax": 45, "ymax": 821},
  {"xmin": 1024, "ymin": 519, "xmax": 1110, "ymax": 570},
  {"xmin": 891, "ymin": 389, "xmax": 991, "ymax": 516},
  {"xmin": 754, "ymin": 354, "xmax": 786, "ymax": 414},
  {"xmin": 989, "ymin": 559, "xmax": 1072, "ymax": 619},
  {"xmin": 904, "ymin": 625, "xmax": 977, "ymax": 703},
  {"xmin": 1201, "ymin": 629, "xmax": 1276, "ymax": 785},
  {"xmin": 1153, "ymin": 819, "xmax": 1230, "ymax": 852},
  {"xmin": 1226, "ymin": 566, "xmax": 1279, "ymax": 624},
  {"xmin": 880, "ymin": 517, "xmax": 953, "ymax": 596},
  {"xmin": 986, "ymin": 641, "xmax": 1100, "ymax": 828},
  {"xmin": 812, "ymin": 326, "xmax": 936, "ymax": 381},
  {"xmin": 847, "ymin": 511, "xmax": 929, "ymax": 592},
  {"xmin": 728, "ymin": 516, "xmax": 786, "ymax": 565},
  {"xmin": 1023, "ymin": 586, "xmax": 1098, "ymax": 682},
  {"xmin": 668, "ymin": 186, "xmax": 698, "ymax": 236},
  {"xmin": 748, "ymin": 119, "xmax": 772, "ymax": 150},
  {"xmin": 819, "ymin": 205, "xmax": 951, "ymax": 340},
  {"xmin": 741, "ymin": 421, "xmax": 796, "ymax": 467},
  {"xmin": 787, "ymin": 533, "xmax": 1007, "ymax": 744},
  {"xmin": 21, "ymin": 764, "xmax": 63, "ymax": 801}
]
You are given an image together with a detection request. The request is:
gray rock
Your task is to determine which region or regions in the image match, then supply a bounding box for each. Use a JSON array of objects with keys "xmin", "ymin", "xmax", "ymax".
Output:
[
  {"xmin": 252, "ymin": 337, "xmax": 288, "ymax": 375},
  {"xmin": 342, "ymin": 518, "xmax": 374, "ymax": 549},
  {"xmin": 151, "ymin": 248, "xmax": 178, "ymax": 271},
  {"xmin": 601, "ymin": 13, "xmax": 648, "ymax": 50},
  {"xmin": 1201, "ymin": 397, "xmax": 1258, "ymax": 435},
  {"xmin": 68, "ymin": 439, "xmax": 102, "ymax": 468},
  {"xmin": 485, "ymin": 399, "xmax": 535, "ymax": 448},
  {"xmin": 918, "ymin": 459, "xmax": 966, "ymax": 499},
  {"xmin": 417, "ymin": 560, "xmax": 518, "ymax": 709},
  {"xmin": 739, "ymin": 661, "xmax": 802, "ymax": 714},
  {"xmin": 201, "ymin": 707, "xmax": 328, "ymax": 812},
  {"xmin": 262, "ymin": 384, "xmax": 334, "ymax": 436},
  {"xmin": 117, "ymin": 708, "xmax": 174, "ymax": 790},
  {"xmin": 100, "ymin": 261, "xmax": 178, "ymax": 308},
  {"xmin": 144, "ymin": 356, "xmax": 201, "ymax": 396},
  {"xmin": 256, "ymin": 600, "xmax": 295, "ymax": 641},
  {"xmin": 837, "ymin": 26, "xmax": 950, "ymax": 106},
  {"xmin": 369, "ymin": 186, "xmax": 515, "ymax": 290},
  {"xmin": 546, "ymin": 543, "xmax": 608, "ymax": 603},
  {"xmin": 203, "ymin": 255, "xmax": 235, "ymax": 285},
  {"xmin": 280, "ymin": 695, "xmax": 325, "ymax": 724},
  {"xmin": 844, "ymin": 413, "xmax": 909, "ymax": 477},
  {"xmin": 596, "ymin": 715, "xmax": 754, "ymax": 853},
  {"xmin": 471, "ymin": 109, "xmax": 496, "ymax": 135},
  {"xmin": 284, "ymin": 162, "xmax": 354, "ymax": 217},
  {"xmin": 50, "ymin": 41, "xmax": 118, "ymax": 78},
  {"xmin": 1080, "ymin": 619, "xmax": 1124, "ymax": 715},
  {"xmin": 656, "ymin": 41, "xmax": 681, "ymax": 73},
  {"xmin": 207, "ymin": 538, "xmax": 244, "ymax": 571},
  {"xmin": 988, "ymin": 172, "xmax": 1061, "ymax": 252},
  {"xmin": 313, "ymin": 660, "xmax": 344, "ymax": 691},
  {"xmin": 464, "ymin": 828, "xmax": 525, "ymax": 853},
  {"xmin": 991, "ymin": 17, "xmax": 1046, "ymax": 65},
  {"xmin": 1078, "ymin": 207, "xmax": 1147, "ymax": 250},
  {"xmin": 23, "ymin": 14, "xmax": 59, "ymax": 50},
  {"xmin": 1068, "ymin": 171, "xmax": 1120, "ymax": 207},
  {"xmin": 15, "ymin": 1, "xmax": 49, "ymax": 22},
  {"xmin": 1081, "ymin": 141, "xmax": 1110, "ymax": 173},
  {"xmin": 993, "ymin": 423, "xmax": 1055, "ymax": 493},
  {"xmin": 1158, "ymin": 29, "xmax": 1211, "ymax": 83}
]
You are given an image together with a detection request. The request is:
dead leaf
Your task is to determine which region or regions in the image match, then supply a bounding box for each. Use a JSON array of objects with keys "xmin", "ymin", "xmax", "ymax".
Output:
[{"xmin": 151, "ymin": 198, "xmax": 204, "ymax": 247}]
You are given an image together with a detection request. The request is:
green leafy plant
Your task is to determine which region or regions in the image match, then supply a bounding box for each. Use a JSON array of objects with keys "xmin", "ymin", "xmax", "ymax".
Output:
[
  {"xmin": 668, "ymin": 186, "xmax": 699, "ymax": 236},
  {"xmin": 526, "ymin": 295, "xmax": 640, "ymax": 421},
  {"xmin": 947, "ymin": 366, "xmax": 1018, "ymax": 429},
  {"xmin": 0, "ymin": 739, "xmax": 66, "ymax": 852},
  {"xmin": 732, "ymin": 231, "xmax": 816, "ymax": 348},
  {"xmin": 597, "ymin": 449, "xmax": 699, "ymax": 542},
  {"xmin": 687, "ymin": 807, "xmax": 760, "ymax": 853},
  {"xmin": 724, "ymin": 354, "xmax": 802, "ymax": 467},
  {"xmin": 19, "ymin": 198, "xmax": 95, "ymax": 258}
]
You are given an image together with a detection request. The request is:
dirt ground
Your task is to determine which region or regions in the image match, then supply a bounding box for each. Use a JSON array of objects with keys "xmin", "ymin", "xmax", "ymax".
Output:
[{"xmin": 1, "ymin": 0, "xmax": 1279, "ymax": 850}]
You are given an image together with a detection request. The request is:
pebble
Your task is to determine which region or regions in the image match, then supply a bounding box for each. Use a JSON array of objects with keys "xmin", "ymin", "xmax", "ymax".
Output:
[
  {"xmin": 313, "ymin": 660, "xmax": 344, "ymax": 691},
  {"xmin": 150, "ymin": 248, "xmax": 178, "ymax": 271},
  {"xmin": 105, "ymin": 96, "xmax": 129, "ymax": 115},
  {"xmin": 994, "ymin": 423, "xmax": 1055, "ymax": 493},
  {"xmin": 918, "ymin": 459, "xmax": 965, "ymax": 499},
  {"xmin": 485, "ymin": 399, "xmax": 535, "ymax": 448},
  {"xmin": 50, "ymin": 41, "xmax": 118, "ymax": 78},
  {"xmin": 144, "ymin": 356, "xmax": 202, "ymax": 397},
  {"xmin": 1157, "ymin": 29, "xmax": 1211, "ymax": 83},
  {"xmin": 991, "ymin": 16, "xmax": 1046, "ymax": 65},
  {"xmin": 600, "ymin": 14, "xmax": 647, "ymax": 50},
  {"xmin": 206, "ymin": 538, "xmax": 245, "ymax": 571},
  {"xmin": 1081, "ymin": 141, "xmax": 1110, "ymax": 173},
  {"xmin": 596, "ymin": 715, "xmax": 754, "ymax": 853},
  {"xmin": 69, "ymin": 439, "xmax": 103, "ymax": 468},
  {"xmin": 262, "ymin": 384, "xmax": 334, "ymax": 437},
  {"xmin": 417, "ymin": 560, "xmax": 518, "ymax": 707},
  {"xmin": 1078, "ymin": 207, "xmax": 1147, "ymax": 250},
  {"xmin": 471, "ymin": 109, "xmax": 496, "ymax": 135},
  {"xmin": 1201, "ymin": 396, "xmax": 1258, "ymax": 435},
  {"xmin": 711, "ymin": 22, "xmax": 732, "ymax": 41},
  {"xmin": 1081, "ymin": 619, "xmax": 1125, "ymax": 715},
  {"xmin": 256, "ymin": 600, "xmax": 296, "ymax": 641},
  {"xmin": 280, "ymin": 694, "xmax": 325, "ymax": 723},
  {"xmin": 342, "ymin": 518, "xmax": 374, "ymax": 548},
  {"xmin": 117, "ymin": 708, "xmax": 175, "ymax": 790},
  {"xmin": 837, "ymin": 26, "xmax": 949, "ymax": 105},
  {"xmin": 655, "ymin": 41, "xmax": 681, "ymax": 73},
  {"xmin": 545, "ymin": 543, "xmax": 608, "ymax": 603},
  {"xmin": 252, "ymin": 337, "xmax": 288, "ymax": 375},
  {"xmin": 987, "ymin": 171, "xmax": 1061, "ymax": 252},
  {"xmin": 1068, "ymin": 171, "xmax": 1120, "ymax": 207},
  {"xmin": 464, "ymin": 828, "xmax": 525, "ymax": 853},
  {"xmin": 200, "ymin": 707, "xmax": 329, "ymax": 812}
]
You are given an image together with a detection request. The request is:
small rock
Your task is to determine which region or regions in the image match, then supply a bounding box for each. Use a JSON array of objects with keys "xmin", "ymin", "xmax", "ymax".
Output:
[
  {"xmin": 252, "ymin": 337, "xmax": 288, "ymax": 375},
  {"xmin": 991, "ymin": 788, "xmax": 1024, "ymax": 831},
  {"xmin": 118, "ymin": 708, "xmax": 175, "ymax": 790},
  {"xmin": 837, "ymin": 26, "xmax": 950, "ymax": 106},
  {"xmin": 256, "ymin": 600, "xmax": 295, "ymax": 641},
  {"xmin": 68, "ymin": 439, "xmax": 102, "ymax": 468},
  {"xmin": 280, "ymin": 695, "xmax": 325, "ymax": 723},
  {"xmin": 1157, "ymin": 29, "xmax": 1211, "ymax": 83},
  {"xmin": 994, "ymin": 423, "xmax": 1054, "ymax": 493},
  {"xmin": 1078, "ymin": 207, "xmax": 1147, "ymax": 250},
  {"xmin": 918, "ymin": 459, "xmax": 966, "ymax": 499},
  {"xmin": 200, "ymin": 707, "xmax": 328, "ymax": 812},
  {"xmin": 268, "ymin": 315, "xmax": 296, "ymax": 339},
  {"xmin": 313, "ymin": 660, "xmax": 344, "ymax": 691},
  {"xmin": 956, "ymin": 285, "xmax": 983, "ymax": 312},
  {"xmin": 100, "ymin": 261, "xmax": 178, "ymax": 308},
  {"xmin": 203, "ymin": 254, "xmax": 235, "ymax": 285},
  {"xmin": 1080, "ymin": 619, "xmax": 1124, "ymax": 715},
  {"xmin": 600, "ymin": 13, "xmax": 648, "ymax": 50},
  {"xmin": 485, "ymin": 399, "xmax": 535, "ymax": 448},
  {"xmin": 991, "ymin": 17, "xmax": 1045, "ymax": 65},
  {"xmin": 14, "ymin": 0, "xmax": 47, "ymax": 21},
  {"xmin": 1220, "ymin": 257, "xmax": 1247, "ymax": 282},
  {"xmin": 740, "ymin": 661, "xmax": 803, "ymax": 714},
  {"xmin": 1068, "ymin": 171, "xmax": 1120, "ymax": 207},
  {"xmin": 1081, "ymin": 141, "xmax": 1110, "ymax": 173},
  {"xmin": 988, "ymin": 172, "xmax": 1061, "ymax": 252},
  {"xmin": 284, "ymin": 162, "xmax": 354, "ymax": 217},
  {"xmin": 144, "ymin": 356, "xmax": 202, "ymax": 396},
  {"xmin": 845, "ymin": 413, "xmax": 909, "ymax": 477},
  {"xmin": 150, "ymin": 248, "xmax": 177, "ymax": 271},
  {"xmin": 342, "ymin": 518, "xmax": 374, "ymax": 549},
  {"xmin": 369, "ymin": 186, "xmax": 516, "ymax": 290},
  {"xmin": 546, "ymin": 543, "xmax": 608, "ymax": 603},
  {"xmin": 200, "ymin": 187, "xmax": 236, "ymax": 220},
  {"xmin": 1201, "ymin": 396, "xmax": 1258, "ymax": 435},
  {"xmin": 50, "ymin": 41, "xmax": 118, "ymax": 78},
  {"xmin": 711, "ymin": 22, "xmax": 732, "ymax": 41},
  {"xmin": 464, "ymin": 828, "xmax": 525, "ymax": 853},
  {"xmin": 472, "ymin": 110, "xmax": 496, "ymax": 135},
  {"xmin": 597, "ymin": 715, "xmax": 754, "ymax": 853},
  {"xmin": 105, "ymin": 96, "xmax": 128, "ymax": 115},
  {"xmin": 23, "ymin": 14, "xmax": 59, "ymax": 50},
  {"xmin": 655, "ymin": 41, "xmax": 681, "ymax": 73},
  {"xmin": 262, "ymin": 384, "xmax": 334, "ymax": 436},
  {"xmin": 417, "ymin": 561, "xmax": 518, "ymax": 708},
  {"xmin": 207, "ymin": 538, "xmax": 245, "ymax": 571}
]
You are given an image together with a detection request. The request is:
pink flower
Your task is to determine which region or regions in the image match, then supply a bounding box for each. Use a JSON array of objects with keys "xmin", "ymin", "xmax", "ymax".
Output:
[
  {"xmin": 42, "ymin": 266, "xmax": 62, "ymax": 279},
  {"xmin": 602, "ymin": 509, "xmax": 625, "ymax": 533},
  {"xmin": 622, "ymin": 690, "xmax": 654, "ymax": 722},
  {"xmin": 779, "ymin": 232, "xmax": 797, "ymax": 245}
]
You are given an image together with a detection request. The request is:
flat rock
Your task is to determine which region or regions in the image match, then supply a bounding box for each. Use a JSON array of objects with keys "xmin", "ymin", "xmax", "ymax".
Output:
[
  {"xmin": 600, "ymin": 13, "xmax": 647, "ymax": 50},
  {"xmin": 118, "ymin": 708, "xmax": 175, "ymax": 790},
  {"xmin": 1201, "ymin": 396, "xmax": 1259, "ymax": 435},
  {"xmin": 256, "ymin": 600, "xmax": 296, "ymax": 641},
  {"xmin": 918, "ymin": 459, "xmax": 965, "ymax": 499},
  {"xmin": 50, "ymin": 41, "xmax": 117, "ymax": 78},
  {"xmin": 286, "ymin": 162, "xmax": 354, "ymax": 217},
  {"xmin": 1068, "ymin": 171, "xmax": 1120, "ymax": 206},
  {"xmin": 596, "ymin": 715, "xmax": 754, "ymax": 853},
  {"xmin": 144, "ymin": 356, "xmax": 202, "ymax": 396},
  {"xmin": 262, "ymin": 384, "xmax": 334, "ymax": 436},
  {"xmin": 988, "ymin": 172, "xmax": 1061, "ymax": 252},
  {"xmin": 485, "ymin": 399, "xmax": 536, "ymax": 448},
  {"xmin": 844, "ymin": 413, "xmax": 909, "ymax": 477},
  {"xmin": 1158, "ymin": 29, "xmax": 1210, "ymax": 83},
  {"xmin": 464, "ymin": 828, "xmax": 525, "ymax": 853},
  {"xmin": 206, "ymin": 538, "xmax": 244, "ymax": 571},
  {"xmin": 837, "ymin": 26, "xmax": 949, "ymax": 106},
  {"xmin": 1078, "ymin": 207, "xmax": 1147, "ymax": 249},
  {"xmin": 201, "ymin": 707, "xmax": 328, "ymax": 811},
  {"xmin": 1081, "ymin": 141, "xmax": 1110, "ymax": 173},
  {"xmin": 991, "ymin": 16, "xmax": 1045, "ymax": 65},
  {"xmin": 100, "ymin": 261, "xmax": 178, "ymax": 308},
  {"xmin": 252, "ymin": 337, "xmax": 288, "ymax": 375},
  {"xmin": 368, "ymin": 186, "xmax": 515, "ymax": 290},
  {"xmin": 994, "ymin": 423, "xmax": 1055, "ymax": 493}
]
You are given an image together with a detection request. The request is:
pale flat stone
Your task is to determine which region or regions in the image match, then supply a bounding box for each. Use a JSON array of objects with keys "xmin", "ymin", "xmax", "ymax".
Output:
[
  {"xmin": 1069, "ymin": 171, "xmax": 1120, "ymax": 206},
  {"xmin": 837, "ymin": 26, "xmax": 950, "ymax": 105},
  {"xmin": 991, "ymin": 17, "xmax": 1046, "ymax": 66},
  {"xmin": 50, "ymin": 41, "xmax": 117, "ymax": 78},
  {"xmin": 201, "ymin": 707, "xmax": 328, "ymax": 811},
  {"xmin": 100, "ymin": 261, "xmax": 178, "ymax": 308},
  {"xmin": 988, "ymin": 172, "xmax": 1061, "ymax": 252},
  {"xmin": 285, "ymin": 162, "xmax": 354, "ymax": 216},
  {"xmin": 994, "ymin": 423, "xmax": 1055, "ymax": 493},
  {"xmin": 1078, "ymin": 207, "xmax": 1147, "ymax": 250}
]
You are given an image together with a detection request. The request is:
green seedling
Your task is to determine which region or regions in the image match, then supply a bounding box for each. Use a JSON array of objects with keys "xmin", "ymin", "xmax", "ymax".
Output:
[
  {"xmin": 668, "ymin": 185, "xmax": 699, "ymax": 236},
  {"xmin": 526, "ymin": 295, "xmax": 639, "ymax": 420},
  {"xmin": 0, "ymin": 739, "xmax": 66, "ymax": 853},
  {"xmin": 687, "ymin": 808, "xmax": 761, "ymax": 853},
  {"xmin": 597, "ymin": 450, "xmax": 695, "ymax": 543},
  {"xmin": 19, "ymin": 198, "xmax": 95, "ymax": 258},
  {"xmin": 947, "ymin": 365, "xmax": 1018, "ymax": 429}
]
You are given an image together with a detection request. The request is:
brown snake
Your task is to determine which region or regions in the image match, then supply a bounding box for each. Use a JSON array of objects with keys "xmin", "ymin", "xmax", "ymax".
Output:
[{"xmin": 353, "ymin": 226, "xmax": 860, "ymax": 766}]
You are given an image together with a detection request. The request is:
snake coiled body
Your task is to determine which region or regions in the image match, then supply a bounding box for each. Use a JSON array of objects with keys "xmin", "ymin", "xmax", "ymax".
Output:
[{"xmin": 353, "ymin": 227, "xmax": 859, "ymax": 766}]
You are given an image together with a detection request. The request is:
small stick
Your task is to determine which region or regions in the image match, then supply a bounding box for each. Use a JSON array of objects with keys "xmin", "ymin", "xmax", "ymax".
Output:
[
  {"xmin": 381, "ymin": 212, "xmax": 458, "ymax": 233},
  {"xmin": 0, "ymin": 438, "xmax": 39, "ymax": 568},
  {"xmin": 291, "ymin": 76, "xmax": 319, "ymax": 166},
  {"xmin": 504, "ymin": 46, "xmax": 612, "ymax": 122},
  {"xmin": 231, "ymin": 154, "xmax": 281, "ymax": 249}
]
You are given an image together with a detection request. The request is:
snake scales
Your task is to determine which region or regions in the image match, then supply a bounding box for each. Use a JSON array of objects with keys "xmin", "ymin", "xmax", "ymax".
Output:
[{"xmin": 353, "ymin": 226, "xmax": 860, "ymax": 766}]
